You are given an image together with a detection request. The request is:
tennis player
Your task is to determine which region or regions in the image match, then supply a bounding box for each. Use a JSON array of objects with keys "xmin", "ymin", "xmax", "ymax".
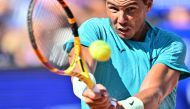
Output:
[{"xmin": 70, "ymin": 0, "xmax": 190, "ymax": 109}]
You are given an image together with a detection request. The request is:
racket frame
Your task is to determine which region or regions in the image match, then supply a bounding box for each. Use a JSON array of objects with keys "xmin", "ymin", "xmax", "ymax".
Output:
[{"xmin": 27, "ymin": 0, "xmax": 94, "ymax": 89}]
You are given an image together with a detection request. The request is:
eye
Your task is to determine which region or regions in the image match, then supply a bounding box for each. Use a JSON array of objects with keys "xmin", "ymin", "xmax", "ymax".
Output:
[
  {"xmin": 108, "ymin": 6, "xmax": 119, "ymax": 13},
  {"xmin": 125, "ymin": 7, "xmax": 137, "ymax": 14}
]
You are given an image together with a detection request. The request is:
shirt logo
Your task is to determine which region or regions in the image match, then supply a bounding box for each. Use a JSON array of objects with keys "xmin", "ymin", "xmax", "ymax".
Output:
[{"xmin": 129, "ymin": 100, "xmax": 134, "ymax": 106}]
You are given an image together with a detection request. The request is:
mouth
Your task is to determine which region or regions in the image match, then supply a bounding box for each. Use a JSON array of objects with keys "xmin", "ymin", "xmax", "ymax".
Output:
[{"xmin": 116, "ymin": 27, "xmax": 131, "ymax": 35}]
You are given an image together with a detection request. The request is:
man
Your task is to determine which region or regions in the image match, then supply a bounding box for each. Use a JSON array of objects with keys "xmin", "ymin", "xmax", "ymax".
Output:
[{"xmin": 70, "ymin": 0, "xmax": 190, "ymax": 109}]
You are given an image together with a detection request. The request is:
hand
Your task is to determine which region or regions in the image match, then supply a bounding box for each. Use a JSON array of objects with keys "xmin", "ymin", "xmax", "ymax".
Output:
[
  {"xmin": 116, "ymin": 103, "xmax": 125, "ymax": 109},
  {"xmin": 82, "ymin": 84, "xmax": 116, "ymax": 109}
]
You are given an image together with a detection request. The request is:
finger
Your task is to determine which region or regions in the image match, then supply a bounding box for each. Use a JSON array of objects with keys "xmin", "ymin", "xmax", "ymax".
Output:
[
  {"xmin": 83, "ymin": 92, "xmax": 109, "ymax": 105},
  {"xmin": 83, "ymin": 96, "xmax": 95, "ymax": 105},
  {"xmin": 83, "ymin": 88, "xmax": 102, "ymax": 100},
  {"xmin": 90, "ymin": 100, "xmax": 111, "ymax": 109},
  {"xmin": 108, "ymin": 104, "xmax": 116, "ymax": 109},
  {"xmin": 84, "ymin": 98, "xmax": 109, "ymax": 109},
  {"xmin": 96, "ymin": 84, "xmax": 106, "ymax": 91},
  {"xmin": 86, "ymin": 84, "xmax": 110, "ymax": 104},
  {"xmin": 93, "ymin": 97, "xmax": 111, "ymax": 108},
  {"xmin": 84, "ymin": 93, "xmax": 112, "ymax": 109}
]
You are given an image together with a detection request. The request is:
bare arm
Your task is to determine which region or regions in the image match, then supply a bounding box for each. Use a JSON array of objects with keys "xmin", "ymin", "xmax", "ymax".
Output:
[{"xmin": 134, "ymin": 63, "xmax": 180, "ymax": 109}]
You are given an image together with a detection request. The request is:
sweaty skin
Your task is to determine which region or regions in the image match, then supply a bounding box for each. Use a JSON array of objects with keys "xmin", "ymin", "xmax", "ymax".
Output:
[{"xmin": 106, "ymin": 0, "xmax": 151, "ymax": 41}]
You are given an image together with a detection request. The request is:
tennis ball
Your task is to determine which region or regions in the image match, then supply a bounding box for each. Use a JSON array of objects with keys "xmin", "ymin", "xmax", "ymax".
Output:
[{"xmin": 89, "ymin": 40, "xmax": 111, "ymax": 61}]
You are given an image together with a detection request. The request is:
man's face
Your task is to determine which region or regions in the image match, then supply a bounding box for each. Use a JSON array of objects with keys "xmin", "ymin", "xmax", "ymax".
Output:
[{"xmin": 106, "ymin": 0, "xmax": 151, "ymax": 40}]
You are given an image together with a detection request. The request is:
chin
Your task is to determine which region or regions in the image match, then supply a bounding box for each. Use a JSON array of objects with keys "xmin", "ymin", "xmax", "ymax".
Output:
[{"xmin": 118, "ymin": 33, "xmax": 133, "ymax": 40}]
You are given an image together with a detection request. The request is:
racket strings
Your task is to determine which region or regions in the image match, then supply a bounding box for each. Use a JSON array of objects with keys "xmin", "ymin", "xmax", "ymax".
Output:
[
  {"xmin": 32, "ymin": 0, "xmax": 73, "ymax": 69},
  {"xmin": 33, "ymin": 0, "xmax": 54, "ymax": 54}
]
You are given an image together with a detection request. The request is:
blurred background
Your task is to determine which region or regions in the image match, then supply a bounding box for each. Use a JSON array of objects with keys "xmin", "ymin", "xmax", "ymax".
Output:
[{"xmin": 0, "ymin": 0, "xmax": 189, "ymax": 109}]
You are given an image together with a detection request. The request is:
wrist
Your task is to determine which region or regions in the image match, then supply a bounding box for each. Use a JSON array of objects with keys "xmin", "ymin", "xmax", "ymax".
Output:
[
  {"xmin": 72, "ymin": 73, "xmax": 96, "ymax": 100},
  {"xmin": 118, "ymin": 97, "xmax": 144, "ymax": 109},
  {"xmin": 116, "ymin": 101, "xmax": 125, "ymax": 109}
]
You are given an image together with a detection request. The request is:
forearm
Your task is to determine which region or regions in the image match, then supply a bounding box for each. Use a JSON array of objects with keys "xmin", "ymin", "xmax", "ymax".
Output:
[
  {"xmin": 117, "ymin": 87, "xmax": 166, "ymax": 109},
  {"xmin": 119, "ymin": 64, "xmax": 180, "ymax": 109},
  {"xmin": 134, "ymin": 87, "xmax": 163, "ymax": 109},
  {"xmin": 135, "ymin": 66, "xmax": 180, "ymax": 109}
]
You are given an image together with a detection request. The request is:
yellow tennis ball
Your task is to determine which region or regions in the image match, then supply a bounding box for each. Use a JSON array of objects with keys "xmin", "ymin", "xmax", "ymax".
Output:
[{"xmin": 89, "ymin": 40, "xmax": 111, "ymax": 61}]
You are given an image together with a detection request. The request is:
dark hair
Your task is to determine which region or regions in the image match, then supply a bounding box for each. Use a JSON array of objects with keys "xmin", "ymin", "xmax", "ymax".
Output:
[
  {"xmin": 143, "ymin": 0, "xmax": 153, "ymax": 5},
  {"xmin": 143, "ymin": 0, "xmax": 147, "ymax": 4},
  {"xmin": 104, "ymin": 0, "xmax": 152, "ymax": 5}
]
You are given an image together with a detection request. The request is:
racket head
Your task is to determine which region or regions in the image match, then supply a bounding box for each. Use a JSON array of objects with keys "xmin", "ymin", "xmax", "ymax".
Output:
[
  {"xmin": 27, "ymin": 0, "xmax": 95, "ymax": 88},
  {"xmin": 27, "ymin": 0, "xmax": 78, "ymax": 75}
]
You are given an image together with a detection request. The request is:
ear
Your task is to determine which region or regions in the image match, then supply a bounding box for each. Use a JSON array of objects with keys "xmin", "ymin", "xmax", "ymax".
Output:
[{"xmin": 145, "ymin": 0, "xmax": 153, "ymax": 12}]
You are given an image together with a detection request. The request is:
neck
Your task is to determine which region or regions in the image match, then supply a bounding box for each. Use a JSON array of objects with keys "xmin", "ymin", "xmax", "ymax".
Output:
[{"xmin": 132, "ymin": 22, "xmax": 149, "ymax": 42}]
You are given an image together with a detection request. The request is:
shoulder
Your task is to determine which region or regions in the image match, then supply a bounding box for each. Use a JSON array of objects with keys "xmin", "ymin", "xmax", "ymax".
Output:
[
  {"xmin": 84, "ymin": 17, "xmax": 109, "ymax": 24},
  {"xmin": 152, "ymin": 27, "xmax": 186, "ymax": 49},
  {"xmin": 80, "ymin": 17, "xmax": 110, "ymax": 27},
  {"xmin": 77, "ymin": 18, "xmax": 111, "ymax": 44},
  {"xmin": 157, "ymin": 28, "xmax": 183, "ymax": 41},
  {"xmin": 150, "ymin": 27, "xmax": 190, "ymax": 78},
  {"xmin": 78, "ymin": 18, "xmax": 112, "ymax": 39}
]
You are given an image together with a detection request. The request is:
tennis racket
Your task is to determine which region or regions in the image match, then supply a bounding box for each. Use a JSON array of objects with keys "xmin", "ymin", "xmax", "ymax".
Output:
[{"xmin": 27, "ymin": 0, "xmax": 96, "ymax": 90}]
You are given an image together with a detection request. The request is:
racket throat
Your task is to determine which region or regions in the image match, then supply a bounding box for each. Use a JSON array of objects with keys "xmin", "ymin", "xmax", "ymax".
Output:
[
  {"xmin": 78, "ymin": 58, "xmax": 95, "ymax": 89},
  {"xmin": 79, "ymin": 59, "xmax": 85, "ymax": 72}
]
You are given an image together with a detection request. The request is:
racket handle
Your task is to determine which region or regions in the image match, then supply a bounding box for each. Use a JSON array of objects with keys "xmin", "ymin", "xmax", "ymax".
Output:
[{"xmin": 88, "ymin": 73, "xmax": 99, "ymax": 93}]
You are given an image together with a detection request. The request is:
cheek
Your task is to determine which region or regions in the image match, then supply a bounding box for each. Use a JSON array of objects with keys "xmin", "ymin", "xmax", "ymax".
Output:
[
  {"xmin": 108, "ymin": 13, "xmax": 117, "ymax": 24},
  {"xmin": 133, "ymin": 11, "xmax": 146, "ymax": 27}
]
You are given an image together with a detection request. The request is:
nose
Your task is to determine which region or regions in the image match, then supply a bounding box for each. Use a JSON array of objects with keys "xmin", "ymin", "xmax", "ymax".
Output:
[{"xmin": 117, "ymin": 11, "xmax": 128, "ymax": 25}]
